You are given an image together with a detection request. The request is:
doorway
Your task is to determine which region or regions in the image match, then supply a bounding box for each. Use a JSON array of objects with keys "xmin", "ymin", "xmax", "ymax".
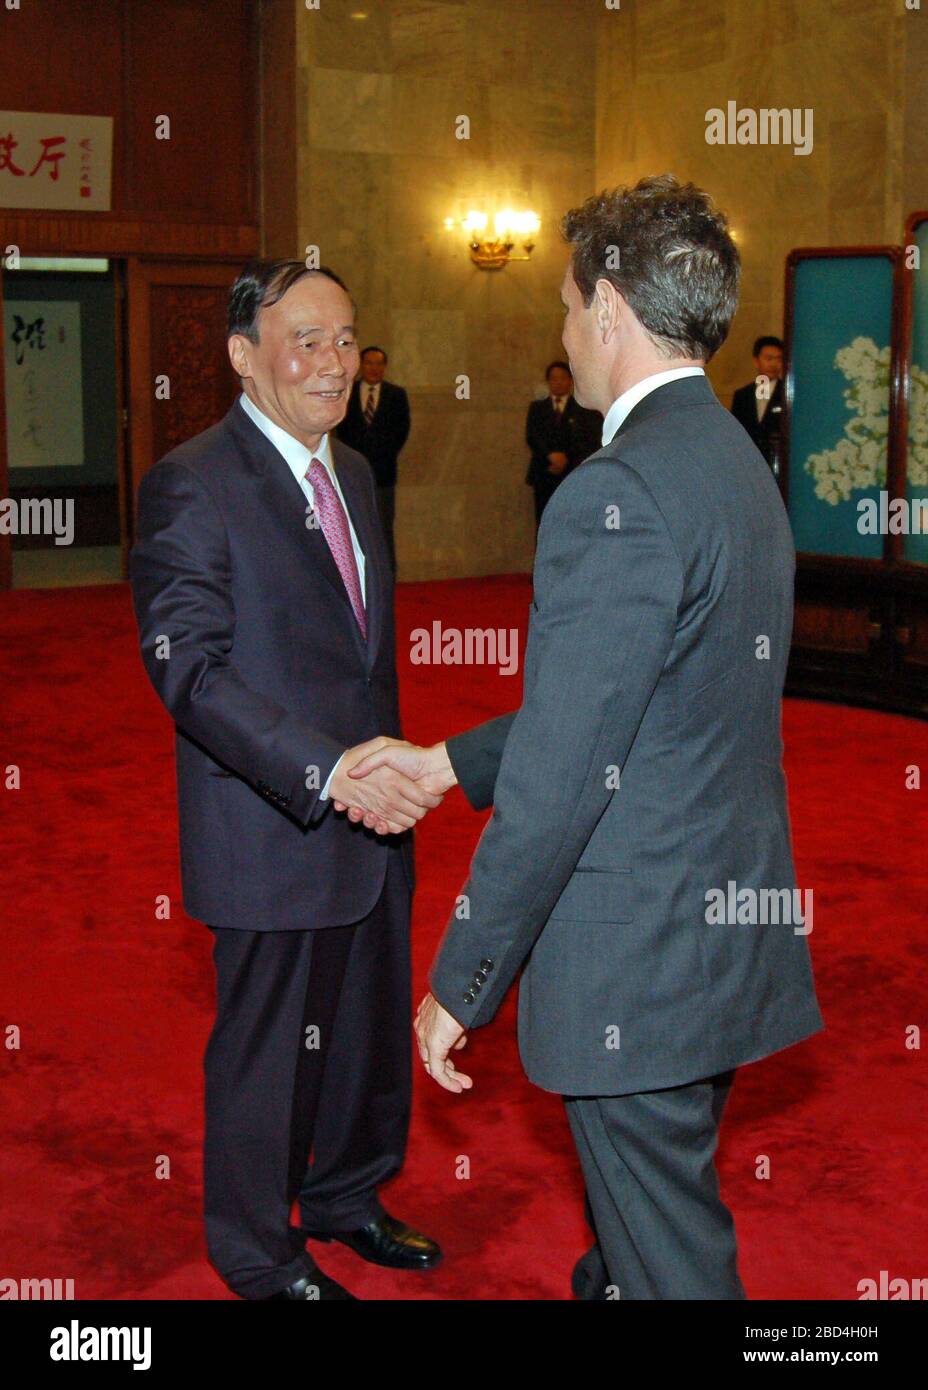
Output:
[{"xmin": 2, "ymin": 257, "xmax": 124, "ymax": 588}]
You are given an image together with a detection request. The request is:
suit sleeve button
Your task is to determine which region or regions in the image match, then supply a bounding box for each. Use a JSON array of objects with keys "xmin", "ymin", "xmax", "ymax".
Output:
[
  {"xmin": 474, "ymin": 969, "xmax": 487, "ymax": 984},
  {"xmin": 463, "ymin": 991, "xmax": 475, "ymax": 1005},
  {"xmin": 480, "ymin": 958, "xmax": 494, "ymax": 971}
]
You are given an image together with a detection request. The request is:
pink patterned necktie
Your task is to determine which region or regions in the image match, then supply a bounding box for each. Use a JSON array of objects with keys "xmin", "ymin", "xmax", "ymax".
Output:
[{"xmin": 306, "ymin": 457, "xmax": 367, "ymax": 638}]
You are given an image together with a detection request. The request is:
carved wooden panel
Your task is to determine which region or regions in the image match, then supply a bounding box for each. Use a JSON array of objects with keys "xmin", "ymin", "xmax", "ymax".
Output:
[
  {"xmin": 126, "ymin": 259, "xmax": 244, "ymax": 514},
  {"xmin": 148, "ymin": 284, "xmax": 237, "ymax": 463}
]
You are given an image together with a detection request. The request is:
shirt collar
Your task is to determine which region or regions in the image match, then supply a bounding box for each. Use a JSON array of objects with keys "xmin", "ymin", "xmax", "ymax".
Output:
[
  {"xmin": 601, "ymin": 367, "xmax": 705, "ymax": 446},
  {"xmin": 239, "ymin": 391, "xmax": 333, "ymax": 485}
]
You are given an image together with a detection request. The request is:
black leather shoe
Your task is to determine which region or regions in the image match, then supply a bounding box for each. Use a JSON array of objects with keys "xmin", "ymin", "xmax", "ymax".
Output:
[
  {"xmin": 261, "ymin": 1268, "xmax": 357, "ymax": 1300},
  {"xmin": 306, "ymin": 1213, "xmax": 441, "ymax": 1271}
]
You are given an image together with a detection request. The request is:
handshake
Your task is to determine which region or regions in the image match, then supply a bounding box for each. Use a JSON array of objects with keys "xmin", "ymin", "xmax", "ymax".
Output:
[{"xmin": 327, "ymin": 737, "xmax": 458, "ymax": 836}]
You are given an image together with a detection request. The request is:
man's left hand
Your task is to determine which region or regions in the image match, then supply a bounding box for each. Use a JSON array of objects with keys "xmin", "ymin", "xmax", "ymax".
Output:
[{"xmin": 414, "ymin": 992, "xmax": 472, "ymax": 1094}]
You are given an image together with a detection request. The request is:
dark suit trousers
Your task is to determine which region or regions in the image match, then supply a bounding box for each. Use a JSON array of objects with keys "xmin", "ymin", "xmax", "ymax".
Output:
[
  {"xmin": 532, "ymin": 475, "xmax": 561, "ymax": 528},
  {"xmin": 375, "ymin": 485, "xmax": 396, "ymax": 574},
  {"xmin": 203, "ymin": 853, "xmax": 412, "ymax": 1299},
  {"xmin": 565, "ymin": 1070, "xmax": 746, "ymax": 1300}
]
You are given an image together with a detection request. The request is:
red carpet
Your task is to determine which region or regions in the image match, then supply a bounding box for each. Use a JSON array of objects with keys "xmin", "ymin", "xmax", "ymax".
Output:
[{"xmin": 1, "ymin": 575, "xmax": 926, "ymax": 1300}]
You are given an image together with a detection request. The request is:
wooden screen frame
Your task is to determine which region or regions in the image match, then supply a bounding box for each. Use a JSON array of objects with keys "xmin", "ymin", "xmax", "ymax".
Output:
[{"xmin": 896, "ymin": 210, "xmax": 928, "ymax": 574}]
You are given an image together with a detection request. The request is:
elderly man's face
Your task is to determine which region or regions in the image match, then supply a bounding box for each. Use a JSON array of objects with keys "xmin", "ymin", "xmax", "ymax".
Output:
[{"xmin": 231, "ymin": 273, "xmax": 360, "ymax": 449}]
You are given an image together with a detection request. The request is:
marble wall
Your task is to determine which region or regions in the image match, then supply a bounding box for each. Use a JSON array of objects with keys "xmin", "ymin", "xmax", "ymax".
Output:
[
  {"xmin": 275, "ymin": 0, "xmax": 597, "ymax": 579},
  {"xmin": 266, "ymin": 0, "xmax": 925, "ymax": 578},
  {"xmin": 595, "ymin": 0, "xmax": 927, "ymax": 407}
]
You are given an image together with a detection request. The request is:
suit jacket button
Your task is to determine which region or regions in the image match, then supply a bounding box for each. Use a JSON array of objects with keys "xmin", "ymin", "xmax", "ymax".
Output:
[
  {"xmin": 472, "ymin": 979, "xmax": 482, "ymax": 991},
  {"xmin": 480, "ymin": 958, "xmax": 494, "ymax": 971},
  {"xmin": 463, "ymin": 991, "xmax": 475, "ymax": 1005},
  {"xmin": 474, "ymin": 969, "xmax": 487, "ymax": 984}
]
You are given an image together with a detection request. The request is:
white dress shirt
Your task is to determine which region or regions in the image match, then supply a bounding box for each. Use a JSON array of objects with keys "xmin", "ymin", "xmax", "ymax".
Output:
[
  {"xmin": 601, "ymin": 366, "xmax": 705, "ymax": 446},
  {"xmin": 238, "ymin": 391, "xmax": 366, "ymax": 601},
  {"xmin": 238, "ymin": 391, "xmax": 366, "ymax": 801}
]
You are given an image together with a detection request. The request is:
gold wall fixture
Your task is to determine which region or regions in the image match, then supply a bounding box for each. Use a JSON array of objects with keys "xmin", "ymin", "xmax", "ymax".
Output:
[{"xmin": 445, "ymin": 209, "xmax": 541, "ymax": 270}]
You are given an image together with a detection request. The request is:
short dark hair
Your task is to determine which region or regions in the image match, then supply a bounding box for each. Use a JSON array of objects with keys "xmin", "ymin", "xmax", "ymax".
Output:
[
  {"xmin": 545, "ymin": 360, "xmax": 572, "ymax": 380},
  {"xmin": 361, "ymin": 345, "xmax": 388, "ymax": 363},
  {"xmin": 561, "ymin": 175, "xmax": 740, "ymax": 362},
  {"xmin": 753, "ymin": 335, "xmax": 784, "ymax": 357},
  {"xmin": 227, "ymin": 259, "xmax": 353, "ymax": 342}
]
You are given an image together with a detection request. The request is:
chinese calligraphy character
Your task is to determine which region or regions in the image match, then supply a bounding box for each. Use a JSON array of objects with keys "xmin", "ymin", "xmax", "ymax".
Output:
[
  {"xmin": 10, "ymin": 315, "xmax": 47, "ymax": 366},
  {"xmin": 0, "ymin": 132, "xmax": 25, "ymax": 177},
  {"xmin": 28, "ymin": 136, "xmax": 66, "ymax": 181}
]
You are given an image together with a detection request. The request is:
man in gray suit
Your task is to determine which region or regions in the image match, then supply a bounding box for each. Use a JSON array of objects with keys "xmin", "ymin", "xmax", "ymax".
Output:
[{"xmin": 339, "ymin": 176, "xmax": 824, "ymax": 1299}]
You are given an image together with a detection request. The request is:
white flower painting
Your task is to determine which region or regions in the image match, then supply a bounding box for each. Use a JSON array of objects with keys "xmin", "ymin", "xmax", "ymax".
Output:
[{"xmin": 803, "ymin": 335, "xmax": 928, "ymax": 504}]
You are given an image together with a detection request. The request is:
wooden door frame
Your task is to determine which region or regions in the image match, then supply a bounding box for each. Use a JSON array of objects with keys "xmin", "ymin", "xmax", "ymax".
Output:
[
  {"xmin": 124, "ymin": 258, "xmax": 244, "ymax": 533},
  {"xmin": 0, "ymin": 267, "xmax": 9, "ymax": 590}
]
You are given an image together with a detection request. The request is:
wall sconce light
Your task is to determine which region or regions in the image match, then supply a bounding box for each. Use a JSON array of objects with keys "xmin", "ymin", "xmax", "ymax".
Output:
[{"xmin": 444, "ymin": 208, "xmax": 541, "ymax": 270}]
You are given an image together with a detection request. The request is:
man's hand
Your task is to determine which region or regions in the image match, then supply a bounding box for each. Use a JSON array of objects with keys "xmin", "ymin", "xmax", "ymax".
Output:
[
  {"xmin": 332, "ymin": 739, "xmax": 458, "ymax": 835},
  {"xmin": 414, "ymin": 992, "xmax": 472, "ymax": 1093},
  {"xmin": 547, "ymin": 451, "xmax": 568, "ymax": 475},
  {"xmin": 328, "ymin": 737, "xmax": 443, "ymax": 836}
]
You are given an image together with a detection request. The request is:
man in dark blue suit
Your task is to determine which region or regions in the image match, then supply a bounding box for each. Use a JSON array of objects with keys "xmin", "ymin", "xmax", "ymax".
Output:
[
  {"xmin": 130, "ymin": 261, "xmax": 442, "ymax": 1301},
  {"xmin": 525, "ymin": 360, "xmax": 602, "ymax": 526},
  {"xmin": 336, "ymin": 346, "xmax": 411, "ymax": 574}
]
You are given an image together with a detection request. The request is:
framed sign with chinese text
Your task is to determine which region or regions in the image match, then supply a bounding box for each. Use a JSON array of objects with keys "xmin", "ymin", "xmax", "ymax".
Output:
[{"xmin": 0, "ymin": 111, "xmax": 113, "ymax": 212}]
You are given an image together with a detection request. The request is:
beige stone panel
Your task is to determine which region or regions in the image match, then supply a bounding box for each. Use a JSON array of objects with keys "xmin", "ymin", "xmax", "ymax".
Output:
[
  {"xmin": 822, "ymin": 14, "xmax": 896, "ymax": 118},
  {"xmin": 464, "ymin": 0, "xmax": 599, "ymax": 91},
  {"xmin": 396, "ymin": 477, "xmax": 535, "ymax": 581},
  {"xmin": 306, "ymin": 68, "xmax": 395, "ymax": 154},
  {"xmin": 464, "ymin": 304, "xmax": 561, "ymax": 402},
  {"xmin": 828, "ymin": 205, "xmax": 890, "ymax": 246},
  {"xmin": 827, "ymin": 115, "xmax": 889, "ymax": 213},
  {"xmin": 398, "ymin": 400, "xmax": 485, "ymax": 488},
  {"xmin": 296, "ymin": 0, "xmax": 392, "ymax": 74},
  {"xmin": 390, "ymin": 75, "xmax": 493, "ymax": 158},
  {"xmin": 632, "ymin": 0, "xmax": 727, "ymax": 79},
  {"xmin": 410, "ymin": 400, "xmax": 532, "ymax": 496},
  {"xmin": 488, "ymin": 81, "xmax": 593, "ymax": 163},
  {"xmin": 384, "ymin": 159, "xmax": 477, "ymax": 313},
  {"xmin": 295, "ymin": 148, "xmax": 396, "ymax": 308},
  {"xmin": 725, "ymin": 0, "xmax": 803, "ymax": 53},
  {"xmin": 390, "ymin": 307, "xmax": 467, "ymax": 389},
  {"xmin": 391, "ymin": 0, "xmax": 470, "ymax": 83},
  {"xmin": 466, "ymin": 5, "xmax": 534, "ymax": 88}
]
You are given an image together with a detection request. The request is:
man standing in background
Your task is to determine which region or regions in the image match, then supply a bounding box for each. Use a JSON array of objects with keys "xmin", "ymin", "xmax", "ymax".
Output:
[
  {"xmin": 525, "ymin": 360, "xmax": 602, "ymax": 528},
  {"xmin": 730, "ymin": 335, "xmax": 784, "ymax": 472},
  {"xmin": 337, "ymin": 346, "xmax": 411, "ymax": 574}
]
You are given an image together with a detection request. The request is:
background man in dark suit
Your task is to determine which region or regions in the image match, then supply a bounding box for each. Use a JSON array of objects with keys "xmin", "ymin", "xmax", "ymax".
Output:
[
  {"xmin": 130, "ymin": 261, "xmax": 442, "ymax": 1302},
  {"xmin": 730, "ymin": 334, "xmax": 785, "ymax": 472},
  {"xmin": 525, "ymin": 360, "xmax": 602, "ymax": 526},
  {"xmin": 340, "ymin": 179, "xmax": 824, "ymax": 1300},
  {"xmin": 336, "ymin": 345, "xmax": 410, "ymax": 574}
]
